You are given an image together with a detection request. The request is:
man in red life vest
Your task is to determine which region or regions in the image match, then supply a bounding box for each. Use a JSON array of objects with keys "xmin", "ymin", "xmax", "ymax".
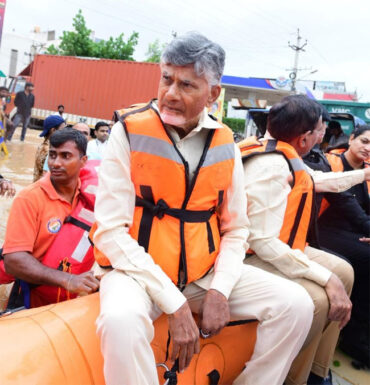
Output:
[
  {"xmin": 92, "ymin": 32, "xmax": 314, "ymax": 385},
  {"xmin": 2, "ymin": 129, "xmax": 99, "ymax": 308}
]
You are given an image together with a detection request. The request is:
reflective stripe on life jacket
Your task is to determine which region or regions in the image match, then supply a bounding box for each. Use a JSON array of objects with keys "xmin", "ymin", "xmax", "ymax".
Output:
[
  {"xmin": 239, "ymin": 137, "xmax": 314, "ymax": 252},
  {"xmin": 94, "ymin": 101, "xmax": 235, "ymax": 287},
  {"xmin": 30, "ymin": 160, "xmax": 100, "ymax": 307}
]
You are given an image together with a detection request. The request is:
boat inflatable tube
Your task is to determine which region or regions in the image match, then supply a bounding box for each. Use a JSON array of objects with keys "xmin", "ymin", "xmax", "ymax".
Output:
[{"xmin": 0, "ymin": 293, "xmax": 257, "ymax": 384}]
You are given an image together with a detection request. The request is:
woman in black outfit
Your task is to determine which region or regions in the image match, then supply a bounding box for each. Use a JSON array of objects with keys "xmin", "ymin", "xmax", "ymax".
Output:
[{"xmin": 318, "ymin": 125, "xmax": 370, "ymax": 367}]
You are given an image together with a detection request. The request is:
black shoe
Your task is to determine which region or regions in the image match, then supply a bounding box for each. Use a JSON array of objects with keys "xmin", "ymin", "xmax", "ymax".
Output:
[{"xmin": 307, "ymin": 370, "xmax": 332, "ymax": 385}]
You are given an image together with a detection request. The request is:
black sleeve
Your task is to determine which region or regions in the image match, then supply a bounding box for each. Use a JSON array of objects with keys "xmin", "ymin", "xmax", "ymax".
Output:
[
  {"xmin": 324, "ymin": 191, "xmax": 370, "ymax": 236},
  {"xmin": 31, "ymin": 94, "xmax": 35, "ymax": 108},
  {"xmin": 14, "ymin": 92, "xmax": 20, "ymax": 107}
]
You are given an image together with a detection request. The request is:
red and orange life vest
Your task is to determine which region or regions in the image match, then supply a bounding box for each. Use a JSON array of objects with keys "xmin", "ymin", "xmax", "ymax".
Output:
[
  {"xmin": 239, "ymin": 137, "xmax": 314, "ymax": 252},
  {"xmin": 0, "ymin": 160, "xmax": 100, "ymax": 307},
  {"xmin": 94, "ymin": 102, "xmax": 235, "ymax": 287},
  {"xmin": 30, "ymin": 160, "xmax": 100, "ymax": 307}
]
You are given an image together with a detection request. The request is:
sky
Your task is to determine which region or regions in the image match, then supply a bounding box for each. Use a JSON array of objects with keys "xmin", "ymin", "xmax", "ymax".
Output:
[{"xmin": 3, "ymin": 0, "xmax": 370, "ymax": 102}]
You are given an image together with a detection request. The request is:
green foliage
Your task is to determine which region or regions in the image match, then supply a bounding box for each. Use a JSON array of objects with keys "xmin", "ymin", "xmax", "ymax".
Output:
[
  {"xmin": 222, "ymin": 117, "xmax": 245, "ymax": 133},
  {"xmin": 45, "ymin": 10, "xmax": 139, "ymax": 61},
  {"xmin": 45, "ymin": 44, "xmax": 59, "ymax": 55},
  {"xmin": 93, "ymin": 32, "xmax": 139, "ymax": 60},
  {"xmin": 145, "ymin": 39, "xmax": 164, "ymax": 63}
]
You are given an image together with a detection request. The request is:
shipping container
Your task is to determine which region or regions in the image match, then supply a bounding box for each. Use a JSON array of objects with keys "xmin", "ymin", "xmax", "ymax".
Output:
[{"xmin": 9, "ymin": 55, "xmax": 161, "ymax": 127}]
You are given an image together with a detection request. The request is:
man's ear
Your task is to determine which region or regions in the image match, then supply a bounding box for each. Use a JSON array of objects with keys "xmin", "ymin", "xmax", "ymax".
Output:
[
  {"xmin": 297, "ymin": 132, "xmax": 308, "ymax": 149},
  {"xmin": 80, "ymin": 155, "xmax": 88, "ymax": 167},
  {"xmin": 207, "ymin": 84, "xmax": 221, "ymax": 107}
]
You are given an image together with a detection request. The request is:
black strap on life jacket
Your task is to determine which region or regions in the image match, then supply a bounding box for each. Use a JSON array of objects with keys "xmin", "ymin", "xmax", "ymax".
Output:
[
  {"xmin": 64, "ymin": 215, "xmax": 92, "ymax": 232},
  {"xmin": 136, "ymin": 186, "xmax": 216, "ymax": 253},
  {"xmin": 136, "ymin": 196, "xmax": 215, "ymax": 222}
]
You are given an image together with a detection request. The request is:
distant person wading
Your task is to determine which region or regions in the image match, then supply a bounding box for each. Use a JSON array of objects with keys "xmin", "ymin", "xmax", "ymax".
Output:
[{"xmin": 7, "ymin": 82, "xmax": 35, "ymax": 142}]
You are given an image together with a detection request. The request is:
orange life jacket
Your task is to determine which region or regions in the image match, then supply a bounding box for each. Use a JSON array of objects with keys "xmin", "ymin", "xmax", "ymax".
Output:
[
  {"xmin": 94, "ymin": 102, "xmax": 235, "ymax": 287},
  {"xmin": 239, "ymin": 137, "xmax": 314, "ymax": 252},
  {"xmin": 319, "ymin": 150, "xmax": 370, "ymax": 215}
]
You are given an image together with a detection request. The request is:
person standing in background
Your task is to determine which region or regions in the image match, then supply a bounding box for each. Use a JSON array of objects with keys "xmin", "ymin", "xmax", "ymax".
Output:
[
  {"xmin": 7, "ymin": 82, "xmax": 35, "ymax": 142},
  {"xmin": 0, "ymin": 86, "xmax": 14, "ymax": 140},
  {"xmin": 87, "ymin": 121, "xmax": 109, "ymax": 159},
  {"xmin": 327, "ymin": 120, "xmax": 349, "ymax": 149},
  {"xmin": 33, "ymin": 115, "xmax": 66, "ymax": 182},
  {"xmin": 58, "ymin": 105, "xmax": 65, "ymax": 120}
]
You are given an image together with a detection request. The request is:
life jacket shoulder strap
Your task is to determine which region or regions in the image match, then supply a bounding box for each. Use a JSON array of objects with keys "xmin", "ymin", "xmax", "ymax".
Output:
[
  {"xmin": 114, "ymin": 102, "xmax": 151, "ymax": 123},
  {"xmin": 238, "ymin": 136, "xmax": 264, "ymax": 155}
]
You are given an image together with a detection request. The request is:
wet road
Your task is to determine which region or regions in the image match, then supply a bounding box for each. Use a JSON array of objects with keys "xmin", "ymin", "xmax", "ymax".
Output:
[{"xmin": 0, "ymin": 128, "xmax": 41, "ymax": 244}]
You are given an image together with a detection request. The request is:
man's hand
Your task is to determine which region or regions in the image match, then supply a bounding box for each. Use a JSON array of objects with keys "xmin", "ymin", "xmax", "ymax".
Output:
[
  {"xmin": 359, "ymin": 237, "xmax": 370, "ymax": 244},
  {"xmin": 199, "ymin": 289, "xmax": 230, "ymax": 338},
  {"xmin": 0, "ymin": 179, "xmax": 16, "ymax": 197},
  {"xmin": 325, "ymin": 274, "xmax": 352, "ymax": 329},
  {"xmin": 168, "ymin": 301, "xmax": 199, "ymax": 373},
  {"xmin": 65, "ymin": 271, "xmax": 100, "ymax": 295},
  {"xmin": 364, "ymin": 167, "xmax": 370, "ymax": 181}
]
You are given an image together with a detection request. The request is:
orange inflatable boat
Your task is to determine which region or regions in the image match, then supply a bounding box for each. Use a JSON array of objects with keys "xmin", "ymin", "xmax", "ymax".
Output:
[{"xmin": 0, "ymin": 293, "xmax": 258, "ymax": 384}]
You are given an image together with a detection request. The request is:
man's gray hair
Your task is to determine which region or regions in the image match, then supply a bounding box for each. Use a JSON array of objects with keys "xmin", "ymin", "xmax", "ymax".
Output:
[{"xmin": 161, "ymin": 32, "xmax": 225, "ymax": 86}]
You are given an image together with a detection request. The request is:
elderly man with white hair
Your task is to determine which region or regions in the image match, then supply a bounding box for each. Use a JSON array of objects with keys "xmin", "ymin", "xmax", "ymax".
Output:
[{"xmin": 93, "ymin": 32, "xmax": 314, "ymax": 385}]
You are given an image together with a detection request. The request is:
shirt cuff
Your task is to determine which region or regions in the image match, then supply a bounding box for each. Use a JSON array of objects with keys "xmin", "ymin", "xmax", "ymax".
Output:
[
  {"xmin": 209, "ymin": 271, "xmax": 240, "ymax": 299},
  {"xmin": 353, "ymin": 169, "xmax": 366, "ymax": 185},
  {"xmin": 304, "ymin": 260, "xmax": 332, "ymax": 286},
  {"xmin": 2, "ymin": 245, "xmax": 33, "ymax": 255},
  {"xmin": 151, "ymin": 285, "xmax": 187, "ymax": 315}
]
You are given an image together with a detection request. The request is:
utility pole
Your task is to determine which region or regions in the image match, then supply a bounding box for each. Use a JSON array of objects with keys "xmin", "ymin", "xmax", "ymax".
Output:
[
  {"xmin": 25, "ymin": 42, "xmax": 46, "ymax": 63},
  {"xmin": 288, "ymin": 29, "xmax": 307, "ymax": 92}
]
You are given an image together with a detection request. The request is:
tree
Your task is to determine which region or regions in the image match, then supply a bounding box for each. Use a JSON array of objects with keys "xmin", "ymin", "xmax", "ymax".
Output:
[
  {"xmin": 93, "ymin": 32, "xmax": 139, "ymax": 61},
  {"xmin": 45, "ymin": 10, "xmax": 139, "ymax": 61},
  {"xmin": 145, "ymin": 39, "xmax": 165, "ymax": 63}
]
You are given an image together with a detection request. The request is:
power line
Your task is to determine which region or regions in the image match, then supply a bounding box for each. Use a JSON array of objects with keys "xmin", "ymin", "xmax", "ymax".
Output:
[{"xmin": 63, "ymin": 0, "xmax": 172, "ymax": 38}]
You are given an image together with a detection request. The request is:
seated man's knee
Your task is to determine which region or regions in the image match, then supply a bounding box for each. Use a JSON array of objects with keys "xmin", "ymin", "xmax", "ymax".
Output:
[
  {"xmin": 311, "ymin": 288, "xmax": 329, "ymax": 321},
  {"xmin": 283, "ymin": 283, "xmax": 314, "ymax": 324},
  {"xmin": 332, "ymin": 258, "xmax": 354, "ymax": 293},
  {"xmin": 97, "ymin": 305, "xmax": 154, "ymax": 343}
]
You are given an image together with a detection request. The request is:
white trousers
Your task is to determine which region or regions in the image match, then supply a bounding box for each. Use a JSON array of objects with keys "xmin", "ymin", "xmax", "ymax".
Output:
[{"xmin": 97, "ymin": 265, "xmax": 314, "ymax": 385}]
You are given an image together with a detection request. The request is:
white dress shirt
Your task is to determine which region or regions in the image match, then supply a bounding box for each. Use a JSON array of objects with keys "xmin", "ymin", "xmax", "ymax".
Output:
[
  {"xmin": 87, "ymin": 138, "xmax": 108, "ymax": 160},
  {"xmin": 243, "ymin": 136, "xmax": 366, "ymax": 286},
  {"xmin": 94, "ymin": 105, "xmax": 249, "ymax": 314}
]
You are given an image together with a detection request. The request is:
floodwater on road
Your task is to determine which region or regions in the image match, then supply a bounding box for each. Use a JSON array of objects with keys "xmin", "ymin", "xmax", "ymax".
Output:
[{"xmin": 0, "ymin": 128, "xmax": 41, "ymax": 244}]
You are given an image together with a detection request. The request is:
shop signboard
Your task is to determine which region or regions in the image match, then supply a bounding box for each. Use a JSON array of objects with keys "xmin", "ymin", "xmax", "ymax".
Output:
[{"xmin": 0, "ymin": 0, "xmax": 6, "ymax": 48}]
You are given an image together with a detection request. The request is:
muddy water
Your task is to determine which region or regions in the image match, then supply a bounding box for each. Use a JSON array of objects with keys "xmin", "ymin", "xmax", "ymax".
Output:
[
  {"xmin": 0, "ymin": 128, "xmax": 42, "ymax": 309},
  {"xmin": 0, "ymin": 128, "xmax": 41, "ymax": 244}
]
